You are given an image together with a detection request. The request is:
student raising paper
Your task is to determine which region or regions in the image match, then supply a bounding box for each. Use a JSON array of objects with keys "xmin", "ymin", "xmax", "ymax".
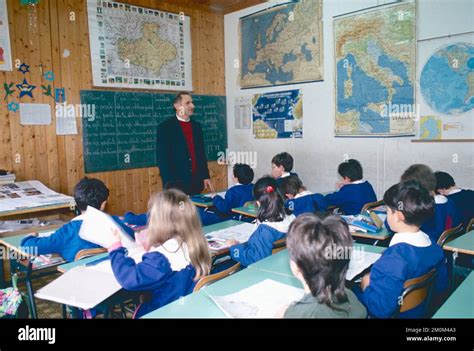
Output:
[
  {"xmin": 20, "ymin": 177, "xmax": 133, "ymax": 262},
  {"xmin": 106, "ymin": 189, "xmax": 211, "ymax": 318}
]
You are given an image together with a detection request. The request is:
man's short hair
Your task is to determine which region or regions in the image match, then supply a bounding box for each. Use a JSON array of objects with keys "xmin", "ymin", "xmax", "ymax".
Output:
[{"xmin": 173, "ymin": 92, "xmax": 191, "ymax": 106}]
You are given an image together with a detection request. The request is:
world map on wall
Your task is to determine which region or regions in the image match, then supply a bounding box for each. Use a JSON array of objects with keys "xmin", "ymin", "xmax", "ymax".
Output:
[
  {"xmin": 334, "ymin": 3, "xmax": 416, "ymax": 136},
  {"xmin": 420, "ymin": 43, "xmax": 474, "ymax": 115},
  {"xmin": 240, "ymin": 0, "xmax": 323, "ymax": 88}
]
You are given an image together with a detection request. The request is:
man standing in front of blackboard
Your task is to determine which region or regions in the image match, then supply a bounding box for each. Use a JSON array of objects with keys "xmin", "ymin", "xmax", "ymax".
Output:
[{"xmin": 156, "ymin": 92, "xmax": 214, "ymax": 195}]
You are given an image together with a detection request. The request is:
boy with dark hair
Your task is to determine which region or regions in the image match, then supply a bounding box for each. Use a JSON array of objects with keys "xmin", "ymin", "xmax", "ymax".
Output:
[
  {"xmin": 400, "ymin": 164, "xmax": 461, "ymax": 243},
  {"xmin": 318, "ymin": 159, "xmax": 376, "ymax": 215},
  {"xmin": 356, "ymin": 180, "xmax": 448, "ymax": 318},
  {"xmin": 279, "ymin": 175, "xmax": 327, "ymax": 216},
  {"xmin": 21, "ymin": 177, "xmax": 134, "ymax": 262},
  {"xmin": 199, "ymin": 163, "xmax": 254, "ymax": 225},
  {"xmin": 435, "ymin": 171, "xmax": 474, "ymax": 228},
  {"xmin": 283, "ymin": 213, "xmax": 366, "ymax": 318},
  {"xmin": 271, "ymin": 152, "xmax": 298, "ymax": 186}
]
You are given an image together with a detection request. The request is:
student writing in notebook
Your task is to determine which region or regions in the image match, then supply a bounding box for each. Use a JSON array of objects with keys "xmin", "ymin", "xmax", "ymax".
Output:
[
  {"xmin": 283, "ymin": 213, "xmax": 367, "ymax": 318},
  {"xmin": 199, "ymin": 163, "xmax": 254, "ymax": 225},
  {"xmin": 20, "ymin": 177, "xmax": 133, "ymax": 262},
  {"xmin": 355, "ymin": 181, "xmax": 448, "ymax": 318},
  {"xmin": 435, "ymin": 171, "xmax": 474, "ymax": 229},
  {"xmin": 317, "ymin": 159, "xmax": 376, "ymax": 215},
  {"xmin": 400, "ymin": 164, "xmax": 461, "ymax": 243},
  {"xmin": 226, "ymin": 176, "xmax": 295, "ymax": 267},
  {"xmin": 107, "ymin": 189, "xmax": 211, "ymax": 318},
  {"xmin": 279, "ymin": 175, "xmax": 327, "ymax": 217}
]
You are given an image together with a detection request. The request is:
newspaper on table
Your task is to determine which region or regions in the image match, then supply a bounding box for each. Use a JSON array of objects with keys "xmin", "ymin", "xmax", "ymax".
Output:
[{"xmin": 0, "ymin": 181, "xmax": 75, "ymax": 213}]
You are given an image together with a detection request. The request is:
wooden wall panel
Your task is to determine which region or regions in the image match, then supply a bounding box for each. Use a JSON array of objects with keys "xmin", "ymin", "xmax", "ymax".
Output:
[{"xmin": 0, "ymin": 0, "xmax": 227, "ymax": 216}]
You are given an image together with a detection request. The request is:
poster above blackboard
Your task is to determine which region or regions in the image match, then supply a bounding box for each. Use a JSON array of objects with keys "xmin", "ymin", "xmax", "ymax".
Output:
[{"xmin": 80, "ymin": 90, "xmax": 227, "ymax": 173}]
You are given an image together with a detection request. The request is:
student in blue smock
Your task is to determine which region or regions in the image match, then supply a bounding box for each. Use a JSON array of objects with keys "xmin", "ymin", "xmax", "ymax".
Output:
[
  {"xmin": 271, "ymin": 152, "xmax": 298, "ymax": 186},
  {"xmin": 318, "ymin": 159, "xmax": 376, "ymax": 215},
  {"xmin": 199, "ymin": 163, "xmax": 254, "ymax": 225},
  {"xmin": 107, "ymin": 189, "xmax": 211, "ymax": 318},
  {"xmin": 279, "ymin": 175, "xmax": 327, "ymax": 216},
  {"xmin": 356, "ymin": 180, "xmax": 448, "ymax": 318},
  {"xmin": 400, "ymin": 165, "xmax": 461, "ymax": 243},
  {"xmin": 20, "ymin": 177, "xmax": 133, "ymax": 262},
  {"xmin": 435, "ymin": 171, "xmax": 473, "ymax": 229},
  {"xmin": 225, "ymin": 176, "xmax": 295, "ymax": 267}
]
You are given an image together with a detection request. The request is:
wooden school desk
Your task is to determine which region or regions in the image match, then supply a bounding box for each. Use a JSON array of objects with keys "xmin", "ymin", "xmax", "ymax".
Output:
[
  {"xmin": 0, "ymin": 228, "xmax": 65, "ymax": 318},
  {"xmin": 248, "ymin": 243, "xmax": 385, "ymax": 278},
  {"xmin": 141, "ymin": 266, "xmax": 303, "ymax": 318},
  {"xmin": 433, "ymin": 271, "xmax": 474, "ymax": 318}
]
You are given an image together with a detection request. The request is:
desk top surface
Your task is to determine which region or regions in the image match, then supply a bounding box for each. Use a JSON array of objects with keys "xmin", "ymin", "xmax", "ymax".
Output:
[
  {"xmin": 443, "ymin": 230, "xmax": 474, "ymax": 255},
  {"xmin": 433, "ymin": 272, "xmax": 474, "ymax": 318}
]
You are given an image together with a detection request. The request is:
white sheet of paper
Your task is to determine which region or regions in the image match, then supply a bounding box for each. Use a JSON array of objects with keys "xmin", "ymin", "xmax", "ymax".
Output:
[
  {"xmin": 78, "ymin": 206, "xmax": 136, "ymax": 250},
  {"xmin": 20, "ymin": 103, "xmax": 52, "ymax": 125},
  {"xmin": 346, "ymin": 250, "xmax": 381, "ymax": 280},
  {"xmin": 35, "ymin": 265, "xmax": 121, "ymax": 309},
  {"xmin": 56, "ymin": 115, "xmax": 78, "ymax": 135},
  {"xmin": 209, "ymin": 279, "xmax": 304, "ymax": 318},
  {"xmin": 204, "ymin": 222, "xmax": 255, "ymax": 251}
]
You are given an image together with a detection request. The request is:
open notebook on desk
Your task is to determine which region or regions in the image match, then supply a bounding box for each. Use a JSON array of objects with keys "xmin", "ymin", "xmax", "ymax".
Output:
[
  {"xmin": 207, "ymin": 279, "xmax": 304, "ymax": 318},
  {"xmin": 205, "ymin": 222, "xmax": 255, "ymax": 251}
]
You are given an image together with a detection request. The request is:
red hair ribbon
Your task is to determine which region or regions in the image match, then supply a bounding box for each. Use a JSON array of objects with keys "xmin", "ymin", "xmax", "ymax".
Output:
[{"xmin": 266, "ymin": 186, "xmax": 274, "ymax": 193}]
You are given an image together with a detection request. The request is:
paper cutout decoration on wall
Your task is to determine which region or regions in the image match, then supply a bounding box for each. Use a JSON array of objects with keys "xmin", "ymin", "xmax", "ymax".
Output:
[
  {"xmin": 41, "ymin": 84, "xmax": 52, "ymax": 97},
  {"xmin": 7, "ymin": 101, "xmax": 19, "ymax": 112},
  {"xmin": 16, "ymin": 78, "xmax": 35, "ymax": 98},
  {"xmin": 44, "ymin": 70, "xmax": 54, "ymax": 81},
  {"xmin": 17, "ymin": 63, "xmax": 30, "ymax": 74},
  {"xmin": 3, "ymin": 82, "xmax": 14, "ymax": 100},
  {"xmin": 55, "ymin": 88, "xmax": 65, "ymax": 103}
]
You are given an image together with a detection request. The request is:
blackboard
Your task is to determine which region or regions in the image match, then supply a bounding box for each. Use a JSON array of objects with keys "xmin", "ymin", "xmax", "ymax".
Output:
[{"xmin": 80, "ymin": 90, "xmax": 227, "ymax": 173}]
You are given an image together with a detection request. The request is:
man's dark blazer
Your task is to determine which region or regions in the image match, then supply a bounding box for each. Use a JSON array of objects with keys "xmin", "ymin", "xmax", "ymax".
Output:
[{"xmin": 156, "ymin": 116, "xmax": 210, "ymax": 194}]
